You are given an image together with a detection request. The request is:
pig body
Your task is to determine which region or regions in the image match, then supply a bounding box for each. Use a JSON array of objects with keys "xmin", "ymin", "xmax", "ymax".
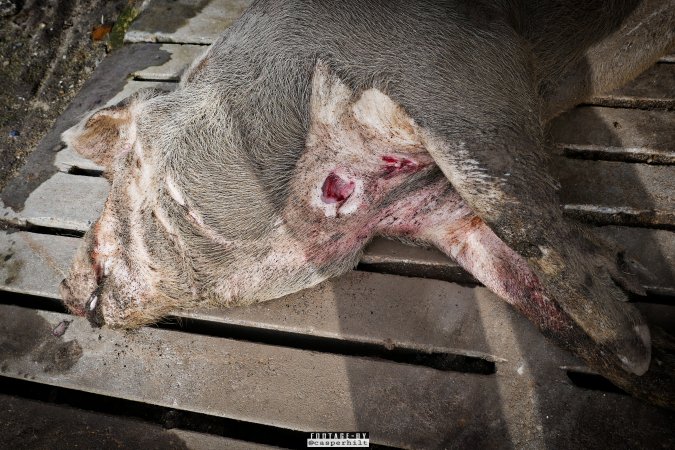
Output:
[{"xmin": 61, "ymin": 0, "xmax": 675, "ymax": 407}]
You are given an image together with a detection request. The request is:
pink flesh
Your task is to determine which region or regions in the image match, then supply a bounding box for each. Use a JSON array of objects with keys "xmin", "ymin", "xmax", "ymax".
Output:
[
  {"xmin": 380, "ymin": 190, "xmax": 568, "ymax": 332},
  {"xmin": 424, "ymin": 215, "xmax": 568, "ymax": 332},
  {"xmin": 321, "ymin": 172, "xmax": 355, "ymax": 204}
]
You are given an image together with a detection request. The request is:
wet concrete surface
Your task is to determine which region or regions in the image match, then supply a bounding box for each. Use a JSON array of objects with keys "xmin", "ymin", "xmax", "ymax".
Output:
[
  {"xmin": 0, "ymin": 307, "xmax": 82, "ymax": 374},
  {"xmin": 130, "ymin": 0, "xmax": 210, "ymax": 34}
]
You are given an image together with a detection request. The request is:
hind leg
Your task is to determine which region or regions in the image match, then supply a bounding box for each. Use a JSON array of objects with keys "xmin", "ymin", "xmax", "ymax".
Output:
[
  {"xmin": 419, "ymin": 113, "xmax": 652, "ymax": 373},
  {"xmin": 384, "ymin": 190, "xmax": 672, "ymax": 408}
]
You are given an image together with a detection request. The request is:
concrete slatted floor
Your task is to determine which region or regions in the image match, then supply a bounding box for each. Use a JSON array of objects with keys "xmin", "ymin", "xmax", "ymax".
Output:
[{"xmin": 0, "ymin": 1, "xmax": 674, "ymax": 448}]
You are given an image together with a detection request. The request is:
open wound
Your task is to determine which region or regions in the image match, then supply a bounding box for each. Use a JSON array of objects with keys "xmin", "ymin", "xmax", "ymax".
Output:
[{"xmin": 321, "ymin": 172, "xmax": 355, "ymax": 204}]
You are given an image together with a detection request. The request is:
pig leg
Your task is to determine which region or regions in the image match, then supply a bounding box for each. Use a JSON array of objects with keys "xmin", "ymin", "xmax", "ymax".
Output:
[
  {"xmin": 538, "ymin": 0, "xmax": 675, "ymax": 119},
  {"xmin": 380, "ymin": 22, "xmax": 653, "ymax": 374},
  {"xmin": 390, "ymin": 199, "xmax": 674, "ymax": 409},
  {"xmin": 421, "ymin": 212, "xmax": 568, "ymax": 335},
  {"xmin": 303, "ymin": 58, "xmax": 650, "ymax": 376},
  {"xmin": 380, "ymin": 189, "xmax": 574, "ymax": 338},
  {"xmin": 420, "ymin": 128, "xmax": 651, "ymax": 377}
]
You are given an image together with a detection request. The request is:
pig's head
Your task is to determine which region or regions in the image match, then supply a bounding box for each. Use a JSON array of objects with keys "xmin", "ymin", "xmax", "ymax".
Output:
[{"xmin": 60, "ymin": 89, "xmax": 197, "ymax": 327}]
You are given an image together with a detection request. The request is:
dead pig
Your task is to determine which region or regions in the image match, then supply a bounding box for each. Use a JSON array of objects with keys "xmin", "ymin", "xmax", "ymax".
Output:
[{"xmin": 60, "ymin": 1, "xmax": 675, "ymax": 408}]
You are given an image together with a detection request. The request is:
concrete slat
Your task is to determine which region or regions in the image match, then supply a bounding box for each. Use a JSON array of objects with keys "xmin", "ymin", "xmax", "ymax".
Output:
[
  {"xmin": 361, "ymin": 238, "xmax": 477, "ymax": 284},
  {"xmin": 0, "ymin": 231, "xmax": 78, "ymax": 299},
  {"xmin": 599, "ymin": 226, "xmax": 675, "ymax": 296},
  {"xmin": 132, "ymin": 44, "xmax": 206, "ymax": 81},
  {"xmin": 554, "ymin": 157, "xmax": 675, "ymax": 228},
  {"xmin": 105, "ymin": 80, "xmax": 177, "ymax": 108},
  {"xmin": 550, "ymin": 106, "xmax": 675, "ymax": 164},
  {"xmin": 0, "ymin": 394, "xmax": 280, "ymax": 450},
  {"xmin": 15, "ymin": 172, "xmax": 109, "ymax": 231},
  {"xmin": 54, "ymin": 146, "xmax": 105, "ymax": 174},
  {"xmin": 1, "ymin": 304, "xmax": 673, "ymax": 448},
  {"xmin": 171, "ymin": 430, "xmax": 282, "ymax": 450},
  {"xmin": 0, "ymin": 304, "xmax": 514, "ymax": 449},
  {"xmin": 125, "ymin": 0, "xmax": 251, "ymax": 45},
  {"xmin": 589, "ymin": 63, "xmax": 675, "ymax": 109}
]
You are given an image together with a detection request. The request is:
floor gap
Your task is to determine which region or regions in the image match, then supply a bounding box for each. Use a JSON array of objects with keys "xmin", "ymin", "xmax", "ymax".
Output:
[
  {"xmin": 566, "ymin": 370, "xmax": 628, "ymax": 396},
  {"xmin": 67, "ymin": 166, "xmax": 104, "ymax": 177},
  {"xmin": 0, "ymin": 292, "xmax": 495, "ymax": 375}
]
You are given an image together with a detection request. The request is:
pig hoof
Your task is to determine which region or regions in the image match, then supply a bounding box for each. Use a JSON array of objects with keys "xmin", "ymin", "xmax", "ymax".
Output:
[{"xmin": 615, "ymin": 323, "xmax": 651, "ymax": 376}]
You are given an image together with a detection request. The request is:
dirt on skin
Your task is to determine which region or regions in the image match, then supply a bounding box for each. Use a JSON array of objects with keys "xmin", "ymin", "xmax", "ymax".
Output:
[{"xmin": 0, "ymin": 0, "xmax": 136, "ymax": 192}]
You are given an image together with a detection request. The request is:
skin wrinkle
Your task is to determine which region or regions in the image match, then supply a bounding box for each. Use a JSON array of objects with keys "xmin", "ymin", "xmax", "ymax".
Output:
[{"xmin": 58, "ymin": 0, "xmax": 675, "ymax": 407}]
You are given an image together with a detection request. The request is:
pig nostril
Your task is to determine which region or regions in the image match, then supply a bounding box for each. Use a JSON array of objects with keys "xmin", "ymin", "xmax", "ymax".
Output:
[{"xmin": 321, "ymin": 172, "xmax": 355, "ymax": 204}]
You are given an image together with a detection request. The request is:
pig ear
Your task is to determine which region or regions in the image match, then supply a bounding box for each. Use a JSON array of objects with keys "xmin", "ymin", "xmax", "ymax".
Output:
[
  {"xmin": 62, "ymin": 99, "xmax": 135, "ymax": 169},
  {"xmin": 310, "ymin": 61, "xmax": 354, "ymax": 124},
  {"xmin": 310, "ymin": 61, "xmax": 421, "ymax": 146}
]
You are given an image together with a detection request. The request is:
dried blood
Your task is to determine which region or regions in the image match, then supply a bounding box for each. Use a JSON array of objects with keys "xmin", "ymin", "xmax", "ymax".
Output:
[{"xmin": 382, "ymin": 155, "xmax": 418, "ymax": 178}]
